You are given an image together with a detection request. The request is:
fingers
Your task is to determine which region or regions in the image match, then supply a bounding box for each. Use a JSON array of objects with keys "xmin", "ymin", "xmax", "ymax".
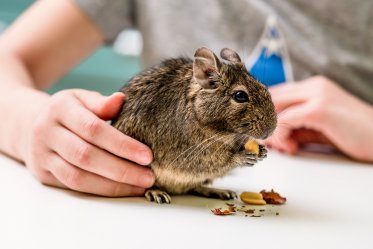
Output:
[
  {"xmin": 277, "ymin": 101, "xmax": 322, "ymax": 130},
  {"xmin": 267, "ymin": 102, "xmax": 333, "ymax": 154},
  {"xmin": 266, "ymin": 103, "xmax": 315, "ymax": 154},
  {"xmin": 269, "ymin": 76, "xmax": 322, "ymax": 113},
  {"xmin": 34, "ymin": 169, "xmax": 67, "ymax": 189},
  {"xmin": 57, "ymin": 97, "xmax": 153, "ymax": 166},
  {"xmin": 47, "ymin": 152, "xmax": 146, "ymax": 197},
  {"xmin": 290, "ymin": 128, "xmax": 333, "ymax": 145},
  {"xmin": 266, "ymin": 125, "xmax": 299, "ymax": 155},
  {"xmin": 269, "ymin": 84, "xmax": 304, "ymax": 112},
  {"xmin": 72, "ymin": 90, "xmax": 125, "ymax": 120},
  {"xmin": 27, "ymin": 89, "xmax": 155, "ymax": 197},
  {"xmin": 49, "ymin": 127, "xmax": 155, "ymax": 188}
]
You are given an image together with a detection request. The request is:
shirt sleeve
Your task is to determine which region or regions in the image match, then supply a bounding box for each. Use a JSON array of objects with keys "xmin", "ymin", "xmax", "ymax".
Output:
[{"xmin": 74, "ymin": 0, "xmax": 134, "ymax": 42}]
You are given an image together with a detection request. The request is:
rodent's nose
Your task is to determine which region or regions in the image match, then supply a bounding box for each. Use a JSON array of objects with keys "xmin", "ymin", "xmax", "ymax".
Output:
[{"xmin": 260, "ymin": 125, "xmax": 276, "ymax": 140}]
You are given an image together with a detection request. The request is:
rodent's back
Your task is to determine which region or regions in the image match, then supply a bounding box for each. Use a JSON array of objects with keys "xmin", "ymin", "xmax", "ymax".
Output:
[{"xmin": 112, "ymin": 57, "xmax": 194, "ymax": 157}]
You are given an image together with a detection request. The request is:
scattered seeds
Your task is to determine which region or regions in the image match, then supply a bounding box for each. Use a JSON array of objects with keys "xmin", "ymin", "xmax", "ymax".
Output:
[
  {"xmin": 210, "ymin": 189, "xmax": 286, "ymax": 217},
  {"xmin": 244, "ymin": 209, "xmax": 255, "ymax": 214},
  {"xmin": 260, "ymin": 189, "xmax": 287, "ymax": 205},
  {"xmin": 211, "ymin": 208, "xmax": 235, "ymax": 216}
]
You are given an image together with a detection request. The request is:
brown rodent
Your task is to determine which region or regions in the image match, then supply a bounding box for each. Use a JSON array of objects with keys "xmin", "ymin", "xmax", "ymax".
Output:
[{"xmin": 112, "ymin": 47, "xmax": 277, "ymax": 204}]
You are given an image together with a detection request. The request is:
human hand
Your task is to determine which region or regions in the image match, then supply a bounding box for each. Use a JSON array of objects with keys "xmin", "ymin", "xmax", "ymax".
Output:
[
  {"xmin": 266, "ymin": 76, "xmax": 373, "ymax": 162},
  {"xmin": 23, "ymin": 89, "xmax": 155, "ymax": 196}
]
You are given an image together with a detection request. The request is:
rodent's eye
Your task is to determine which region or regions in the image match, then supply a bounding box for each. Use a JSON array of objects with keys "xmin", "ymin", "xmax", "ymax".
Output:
[{"xmin": 233, "ymin": 91, "xmax": 249, "ymax": 103}]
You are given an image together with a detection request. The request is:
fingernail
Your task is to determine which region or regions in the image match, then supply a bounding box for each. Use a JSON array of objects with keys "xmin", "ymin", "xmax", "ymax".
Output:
[
  {"xmin": 111, "ymin": 92, "xmax": 125, "ymax": 98},
  {"xmin": 140, "ymin": 171, "xmax": 155, "ymax": 187}
]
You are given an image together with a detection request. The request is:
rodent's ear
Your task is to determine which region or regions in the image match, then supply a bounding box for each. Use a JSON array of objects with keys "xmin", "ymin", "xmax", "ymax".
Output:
[
  {"xmin": 193, "ymin": 47, "xmax": 222, "ymax": 89},
  {"xmin": 220, "ymin": 48, "xmax": 242, "ymax": 63}
]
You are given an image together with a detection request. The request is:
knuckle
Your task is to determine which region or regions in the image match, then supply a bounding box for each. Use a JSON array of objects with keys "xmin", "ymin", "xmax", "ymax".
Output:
[
  {"xmin": 49, "ymin": 91, "xmax": 67, "ymax": 107},
  {"xmin": 82, "ymin": 118, "xmax": 102, "ymax": 138},
  {"xmin": 74, "ymin": 145, "xmax": 92, "ymax": 166},
  {"xmin": 30, "ymin": 118, "xmax": 45, "ymax": 138},
  {"xmin": 34, "ymin": 170, "xmax": 50, "ymax": 184},
  {"xmin": 64, "ymin": 168, "xmax": 83, "ymax": 190},
  {"xmin": 44, "ymin": 92, "xmax": 72, "ymax": 118},
  {"xmin": 110, "ymin": 183, "xmax": 124, "ymax": 197},
  {"xmin": 118, "ymin": 139, "xmax": 130, "ymax": 157},
  {"xmin": 54, "ymin": 89, "xmax": 72, "ymax": 99},
  {"xmin": 117, "ymin": 165, "xmax": 130, "ymax": 183},
  {"xmin": 314, "ymin": 75, "xmax": 332, "ymax": 91},
  {"xmin": 47, "ymin": 97, "xmax": 60, "ymax": 111},
  {"xmin": 304, "ymin": 102, "xmax": 322, "ymax": 123},
  {"xmin": 313, "ymin": 75, "xmax": 327, "ymax": 83}
]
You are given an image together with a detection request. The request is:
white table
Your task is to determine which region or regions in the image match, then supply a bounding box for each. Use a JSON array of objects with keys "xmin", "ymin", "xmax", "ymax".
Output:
[{"xmin": 1, "ymin": 150, "xmax": 373, "ymax": 249}]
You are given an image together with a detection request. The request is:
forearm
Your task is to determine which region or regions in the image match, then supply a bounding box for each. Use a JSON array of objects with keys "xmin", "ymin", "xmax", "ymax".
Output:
[
  {"xmin": 0, "ymin": 52, "xmax": 49, "ymax": 161},
  {"xmin": 0, "ymin": 0, "xmax": 104, "ymax": 161}
]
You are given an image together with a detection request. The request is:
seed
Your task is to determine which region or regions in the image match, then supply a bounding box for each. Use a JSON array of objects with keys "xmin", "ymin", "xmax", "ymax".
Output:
[
  {"xmin": 244, "ymin": 140, "xmax": 259, "ymax": 155},
  {"xmin": 240, "ymin": 192, "xmax": 266, "ymax": 205}
]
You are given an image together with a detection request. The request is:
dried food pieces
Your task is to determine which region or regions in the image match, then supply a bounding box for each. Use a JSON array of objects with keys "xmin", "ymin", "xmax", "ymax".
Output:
[
  {"xmin": 260, "ymin": 189, "xmax": 287, "ymax": 205},
  {"xmin": 244, "ymin": 140, "xmax": 259, "ymax": 155},
  {"xmin": 240, "ymin": 191, "xmax": 266, "ymax": 205}
]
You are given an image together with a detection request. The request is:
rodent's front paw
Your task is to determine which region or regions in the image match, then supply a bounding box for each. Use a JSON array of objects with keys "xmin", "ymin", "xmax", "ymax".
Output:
[
  {"xmin": 236, "ymin": 150, "xmax": 258, "ymax": 166},
  {"xmin": 145, "ymin": 189, "xmax": 171, "ymax": 204}
]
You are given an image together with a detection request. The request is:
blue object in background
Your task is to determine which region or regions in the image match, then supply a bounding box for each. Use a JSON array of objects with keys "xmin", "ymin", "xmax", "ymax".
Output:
[
  {"xmin": 249, "ymin": 48, "xmax": 287, "ymax": 86},
  {"xmin": 246, "ymin": 16, "xmax": 293, "ymax": 87}
]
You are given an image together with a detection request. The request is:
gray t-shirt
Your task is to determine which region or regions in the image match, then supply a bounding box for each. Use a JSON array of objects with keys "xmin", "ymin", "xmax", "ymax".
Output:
[{"xmin": 75, "ymin": 0, "xmax": 373, "ymax": 104}]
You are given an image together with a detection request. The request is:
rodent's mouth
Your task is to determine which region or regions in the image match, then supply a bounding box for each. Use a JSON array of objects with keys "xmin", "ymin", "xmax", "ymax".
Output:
[{"xmin": 235, "ymin": 128, "xmax": 265, "ymax": 140}]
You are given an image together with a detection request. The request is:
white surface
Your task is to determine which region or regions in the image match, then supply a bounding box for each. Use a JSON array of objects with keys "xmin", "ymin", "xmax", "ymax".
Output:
[{"xmin": 1, "ymin": 151, "xmax": 373, "ymax": 249}]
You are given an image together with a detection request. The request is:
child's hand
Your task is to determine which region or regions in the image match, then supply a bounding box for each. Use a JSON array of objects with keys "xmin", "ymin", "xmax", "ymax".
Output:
[
  {"xmin": 23, "ymin": 89, "xmax": 155, "ymax": 196},
  {"xmin": 266, "ymin": 76, "xmax": 373, "ymax": 162}
]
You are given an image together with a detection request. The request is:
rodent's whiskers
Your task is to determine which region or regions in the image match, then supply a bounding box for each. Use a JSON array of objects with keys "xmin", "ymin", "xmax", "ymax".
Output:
[
  {"xmin": 182, "ymin": 134, "xmax": 227, "ymax": 168},
  {"xmin": 184, "ymin": 133, "xmax": 245, "ymax": 169},
  {"xmin": 166, "ymin": 132, "xmax": 225, "ymax": 169}
]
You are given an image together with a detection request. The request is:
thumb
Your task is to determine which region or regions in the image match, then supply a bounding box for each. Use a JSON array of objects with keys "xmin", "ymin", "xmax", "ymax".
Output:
[{"xmin": 72, "ymin": 90, "xmax": 125, "ymax": 120}]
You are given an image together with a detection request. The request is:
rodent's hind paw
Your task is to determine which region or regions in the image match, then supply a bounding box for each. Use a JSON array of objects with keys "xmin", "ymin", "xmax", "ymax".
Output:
[
  {"xmin": 189, "ymin": 186, "xmax": 237, "ymax": 200},
  {"xmin": 258, "ymin": 144, "xmax": 267, "ymax": 160},
  {"xmin": 145, "ymin": 189, "xmax": 171, "ymax": 204}
]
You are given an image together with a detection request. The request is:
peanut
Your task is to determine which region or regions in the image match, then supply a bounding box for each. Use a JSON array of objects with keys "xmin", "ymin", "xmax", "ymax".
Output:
[
  {"xmin": 244, "ymin": 140, "xmax": 259, "ymax": 155},
  {"xmin": 240, "ymin": 192, "xmax": 266, "ymax": 205}
]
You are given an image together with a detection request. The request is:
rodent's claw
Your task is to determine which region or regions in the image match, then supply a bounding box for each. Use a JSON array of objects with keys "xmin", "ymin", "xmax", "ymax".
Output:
[
  {"xmin": 258, "ymin": 145, "xmax": 267, "ymax": 160},
  {"xmin": 240, "ymin": 150, "xmax": 258, "ymax": 166},
  {"xmin": 245, "ymin": 152, "xmax": 258, "ymax": 160},
  {"xmin": 189, "ymin": 186, "xmax": 237, "ymax": 200},
  {"xmin": 145, "ymin": 189, "xmax": 172, "ymax": 204}
]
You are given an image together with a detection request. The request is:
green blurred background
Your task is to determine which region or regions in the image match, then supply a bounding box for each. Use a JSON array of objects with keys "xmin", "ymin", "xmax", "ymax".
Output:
[{"xmin": 0, "ymin": 0, "xmax": 141, "ymax": 95}]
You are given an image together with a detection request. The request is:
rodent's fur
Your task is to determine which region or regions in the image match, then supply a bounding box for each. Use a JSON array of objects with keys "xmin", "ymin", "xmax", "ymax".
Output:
[{"xmin": 112, "ymin": 47, "xmax": 277, "ymax": 204}]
